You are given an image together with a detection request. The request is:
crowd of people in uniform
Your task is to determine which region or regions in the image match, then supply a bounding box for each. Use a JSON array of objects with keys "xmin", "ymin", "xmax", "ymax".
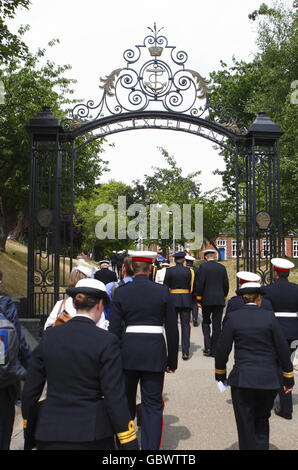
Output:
[{"xmin": 0, "ymin": 249, "xmax": 297, "ymax": 451}]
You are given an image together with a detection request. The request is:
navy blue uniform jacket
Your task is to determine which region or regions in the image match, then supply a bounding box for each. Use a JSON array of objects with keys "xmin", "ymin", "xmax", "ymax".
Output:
[
  {"xmin": 21, "ymin": 316, "xmax": 134, "ymax": 443},
  {"xmin": 264, "ymin": 278, "xmax": 298, "ymax": 341},
  {"xmin": 109, "ymin": 274, "xmax": 179, "ymax": 372},
  {"xmin": 94, "ymin": 268, "xmax": 118, "ymax": 285},
  {"xmin": 163, "ymin": 264, "xmax": 195, "ymax": 310},
  {"xmin": 196, "ymin": 260, "xmax": 229, "ymax": 306},
  {"xmin": 215, "ymin": 305, "xmax": 294, "ymax": 390}
]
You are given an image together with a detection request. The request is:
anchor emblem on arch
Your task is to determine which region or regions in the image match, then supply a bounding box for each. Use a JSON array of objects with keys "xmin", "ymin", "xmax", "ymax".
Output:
[{"xmin": 143, "ymin": 62, "xmax": 168, "ymax": 94}]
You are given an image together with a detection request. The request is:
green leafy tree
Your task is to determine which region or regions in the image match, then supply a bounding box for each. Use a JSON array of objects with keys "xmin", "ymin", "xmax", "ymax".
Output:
[
  {"xmin": 132, "ymin": 147, "xmax": 201, "ymax": 254},
  {"xmin": 0, "ymin": 44, "xmax": 109, "ymax": 250},
  {"xmin": 75, "ymin": 181, "xmax": 136, "ymax": 260},
  {"xmin": 209, "ymin": 1, "xmax": 298, "ymax": 234},
  {"xmin": 199, "ymin": 188, "xmax": 234, "ymax": 259},
  {"xmin": 0, "ymin": 0, "xmax": 30, "ymax": 64}
]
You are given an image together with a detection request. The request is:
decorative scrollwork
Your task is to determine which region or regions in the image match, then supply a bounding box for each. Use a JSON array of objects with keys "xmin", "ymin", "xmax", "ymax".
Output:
[
  {"xmin": 185, "ymin": 70, "xmax": 211, "ymax": 99},
  {"xmin": 99, "ymin": 68, "xmax": 124, "ymax": 97},
  {"xmin": 64, "ymin": 24, "xmax": 245, "ymax": 135}
]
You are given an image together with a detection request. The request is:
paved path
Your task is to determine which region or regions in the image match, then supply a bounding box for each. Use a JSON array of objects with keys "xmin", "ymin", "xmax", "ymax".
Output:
[{"xmin": 10, "ymin": 321, "xmax": 298, "ymax": 451}]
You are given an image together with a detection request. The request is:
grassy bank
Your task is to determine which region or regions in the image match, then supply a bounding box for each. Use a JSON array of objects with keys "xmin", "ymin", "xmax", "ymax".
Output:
[{"xmin": 0, "ymin": 240, "xmax": 297, "ymax": 300}]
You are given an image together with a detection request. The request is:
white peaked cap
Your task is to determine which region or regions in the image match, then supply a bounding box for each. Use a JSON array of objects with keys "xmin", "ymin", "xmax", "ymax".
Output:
[
  {"xmin": 185, "ymin": 255, "xmax": 195, "ymax": 261},
  {"xmin": 66, "ymin": 278, "xmax": 109, "ymax": 300},
  {"xmin": 271, "ymin": 258, "xmax": 295, "ymax": 272},
  {"xmin": 236, "ymin": 271, "xmax": 261, "ymax": 283},
  {"xmin": 75, "ymin": 278, "xmax": 107, "ymax": 291},
  {"xmin": 238, "ymin": 282, "xmax": 261, "ymax": 291},
  {"xmin": 128, "ymin": 250, "xmax": 157, "ymax": 262},
  {"xmin": 236, "ymin": 281, "xmax": 265, "ymax": 296}
]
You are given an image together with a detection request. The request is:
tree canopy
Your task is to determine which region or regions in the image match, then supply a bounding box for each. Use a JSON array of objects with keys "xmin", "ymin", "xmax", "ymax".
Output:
[
  {"xmin": 0, "ymin": 0, "xmax": 30, "ymax": 64},
  {"xmin": 209, "ymin": 1, "xmax": 298, "ymax": 234}
]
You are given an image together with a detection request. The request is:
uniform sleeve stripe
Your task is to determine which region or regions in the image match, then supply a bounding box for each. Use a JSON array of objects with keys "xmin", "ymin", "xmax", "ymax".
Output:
[
  {"xmin": 117, "ymin": 420, "xmax": 137, "ymax": 444},
  {"xmin": 215, "ymin": 368, "xmax": 226, "ymax": 374},
  {"xmin": 283, "ymin": 371, "xmax": 294, "ymax": 378}
]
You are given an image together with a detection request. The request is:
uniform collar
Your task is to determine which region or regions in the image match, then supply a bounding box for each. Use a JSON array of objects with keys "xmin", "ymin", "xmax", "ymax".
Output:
[
  {"xmin": 276, "ymin": 277, "xmax": 289, "ymax": 283},
  {"xmin": 70, "ymin": 315, "xmax": 95, "ymax": 325},
  {"xmin": 134, "ymin": 274, "xmax": 149, "ymax": 280}
]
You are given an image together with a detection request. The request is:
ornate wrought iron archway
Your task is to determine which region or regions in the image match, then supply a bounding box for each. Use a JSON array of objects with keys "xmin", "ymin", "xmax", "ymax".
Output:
[{"xmin": 27, "ymin": 24, "xmax": 284, "ymax": 319}]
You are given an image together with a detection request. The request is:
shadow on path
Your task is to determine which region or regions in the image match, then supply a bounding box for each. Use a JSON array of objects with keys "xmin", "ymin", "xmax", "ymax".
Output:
[{"xmin": 161, "ymin": 414, "xmax": 191, "ymax": 450}]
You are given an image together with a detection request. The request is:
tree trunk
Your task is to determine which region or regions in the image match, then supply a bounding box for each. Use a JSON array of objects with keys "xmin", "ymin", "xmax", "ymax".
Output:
[
  {"xmin": 0, "ymin": 198, "xmax": 18, "ymax": 251},
  {"xmin": 209, "ymin": 239, "xmax": 221, "ymax": 261}
]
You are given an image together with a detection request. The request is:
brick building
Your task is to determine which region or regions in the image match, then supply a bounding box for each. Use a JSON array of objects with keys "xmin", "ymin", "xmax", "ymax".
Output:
[
  {"xmin": 199, "ymin": 235, "xmax": 298, "ymax": 261},
  {"xmin": 142, "ymin": 235, "xmax": 298, "ymax": 262}
]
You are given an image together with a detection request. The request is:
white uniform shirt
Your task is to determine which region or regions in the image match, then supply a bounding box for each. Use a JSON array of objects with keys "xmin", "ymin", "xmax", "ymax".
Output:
[
  {"xmin": 155, "ymin": 267, "xmax": 167, "ymax": 285},
  {"xmin": 44, "ymin": 296, "xmax": 108, "ymax": 330}
]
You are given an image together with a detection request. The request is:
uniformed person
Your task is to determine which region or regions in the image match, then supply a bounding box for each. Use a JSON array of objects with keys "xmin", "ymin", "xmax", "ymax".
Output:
[
  {"xmin": 94, "ymin": 260, "xmax": 118, "ymax": 285},
  {"xmin": 264, "ymin": 258, "xmax": 298, "ymax": 420},
  {"xmin": 21, "ymin": 279, "xmax": 138, "ymax": 450},
  {"xmin": 110, "ymin": 251, "xmax": 118, "ymax": 273},
  {"xmin": 225, "ymin": 271, "xmax": 273, "ymax": 317},
  {"xmin": 109, "ymin": 251, "xmax": 179, "ymax": 450},
  {"xmin": 155, "ymin": 261, "xmax": 170, "ymax": 285},
  {"xmin": 185, "ymin": 255, "xmax": 200, "ymax": 326},
  {"xmin": 163, "ymin": 251, "xmax": 196, "ymax": 360},
  {"xmin": 215, "ymin": 282, "xmax": 294, "ymax": 450},
  {"xmin": 196, "ymin": 249, "xmax": 229, "ymax": 357}
]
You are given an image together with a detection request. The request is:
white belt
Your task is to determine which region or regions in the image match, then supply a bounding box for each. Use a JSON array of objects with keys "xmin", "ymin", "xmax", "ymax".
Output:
[
  {"xmin": 126, "ymin": 325, "xmax": 164, "ymax": 334},
  {"xmin": 275, "ymin": 312, "xmax": 298, "ymax": 318}
]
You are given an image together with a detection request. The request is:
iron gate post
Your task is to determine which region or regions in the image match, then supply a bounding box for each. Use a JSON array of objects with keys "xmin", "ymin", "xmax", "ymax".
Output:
[
  {"xmin": 245, "ymin": 111, "xmax": 284, "ymax": 284},
  {"xmin": 27, "ymin": 106, "xmax": 64, "ymax": 318}
]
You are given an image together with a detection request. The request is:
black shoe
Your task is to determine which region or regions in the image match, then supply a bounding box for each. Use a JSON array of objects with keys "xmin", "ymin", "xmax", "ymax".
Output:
[
  {"xmin": 182, "ymin": 354, "xmax": 189, "ymax": 360},
  {"xmin": 274, "ymin": 408, "xmax": 292, "ymax": 420},
  {"xmin": 203, "ymin": 349, "xmax": 211, "ymax": 357},
  {"xmin": 193, "ymin": 320, "xmax": 198, "ymax": 327}
]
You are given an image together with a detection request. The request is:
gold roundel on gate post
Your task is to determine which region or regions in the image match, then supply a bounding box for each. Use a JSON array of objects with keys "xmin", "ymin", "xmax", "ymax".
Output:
[
  {"xmin": 256, "ymin": 210, "xmax": 271, "ymax": 230},
  {"xmin": 37, "ymin": 208, "xmax": 53, "ymax": 228}
]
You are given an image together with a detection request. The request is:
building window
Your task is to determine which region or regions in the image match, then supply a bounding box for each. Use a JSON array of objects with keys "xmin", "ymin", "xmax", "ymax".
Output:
[
  {"xmin": 217, "ymin": 239, "xmax": 226, "ymax": 247},
  {"xmin": 232, "ymin": 239, "xmax": 242, "ymax": 258},
  {"xmin": 262, "ymin": 239, "xmax": 270, "ymax": 258},
  {"xmin": 293, "ymin": 240, "xmax": 298, "ymax": 258}
]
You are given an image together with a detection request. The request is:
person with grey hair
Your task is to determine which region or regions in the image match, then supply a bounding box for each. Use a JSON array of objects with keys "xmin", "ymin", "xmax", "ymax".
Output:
[{"xmin": 94, "ymin": 260, "xmax": 118, "ymax": 285}]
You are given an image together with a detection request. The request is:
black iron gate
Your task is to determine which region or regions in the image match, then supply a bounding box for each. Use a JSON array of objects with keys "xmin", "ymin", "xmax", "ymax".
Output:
[{"xmin": 26, "ymin": 25, "xmax": 284, "ymax": 319}]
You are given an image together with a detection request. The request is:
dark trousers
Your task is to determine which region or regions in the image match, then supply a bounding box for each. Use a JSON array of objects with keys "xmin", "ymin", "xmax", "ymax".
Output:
[
  {"xmin": 279, "ymin": 384, "xmax": 292, "ymax": 415},
  {"xmin": 125, "ymin": 370, "xmax": 165, "ymax": 450},
  {"xmin": 191, "ymin": 300, "xmax": 198, "ymax": 323},
  {"xmin": 0, "ymin": 385, "xmax": 16, "ymax": 450},
  {"xmin": 231, "ymin": 387, "xmax": 277, "ymax": 450},
  {"xmin": 277, "ymin": 340, "xmax": 295, "ymax": 415},
  {"xmin": 176, "ymin": 308, "xmax": 191, "ymax": 356},
  {"xmin": 202, "ymin": 305, "xmax": 223, "ymax": 355},
  {"xmin": 36, "ymin": 437, "xmax": 115, "ymax": 450}
]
